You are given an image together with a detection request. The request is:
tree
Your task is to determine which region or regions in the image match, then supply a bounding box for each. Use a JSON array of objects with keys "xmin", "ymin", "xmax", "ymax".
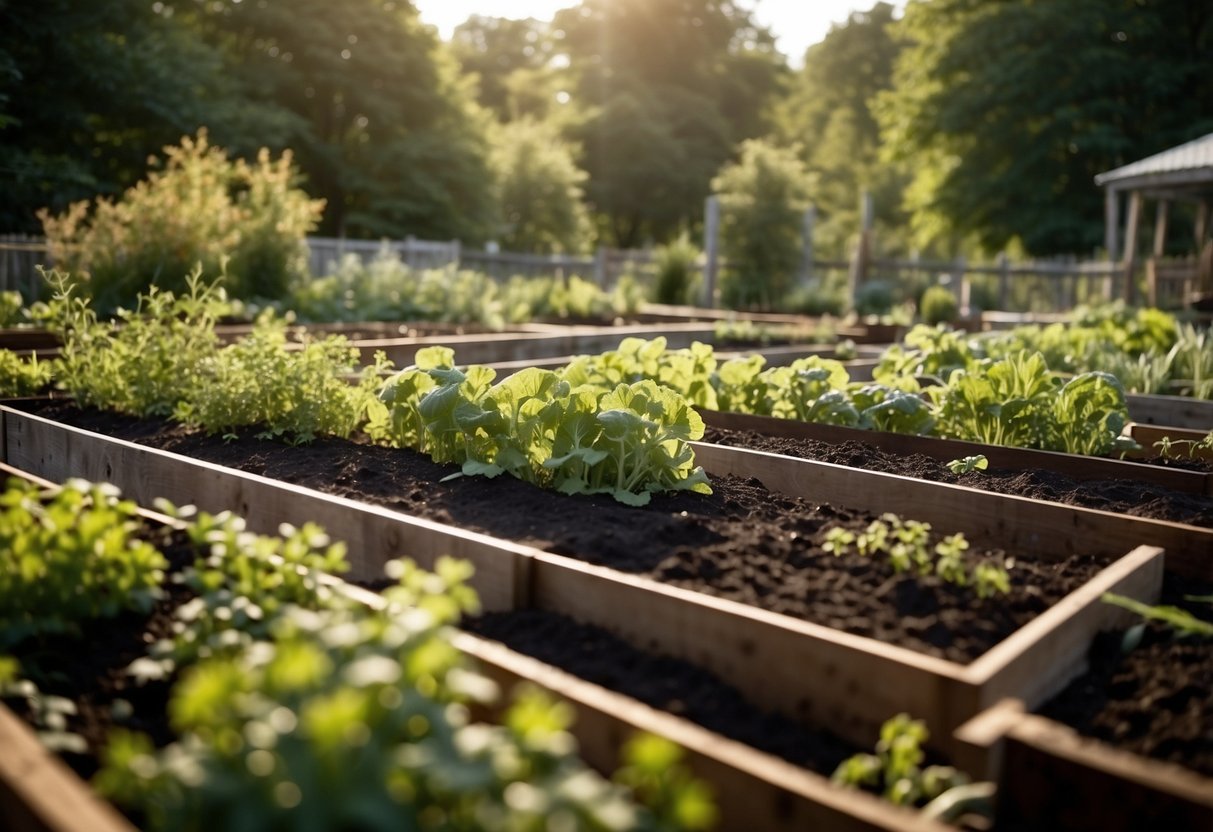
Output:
[
  {"xmin": 180, "ymin": 0, "xmax": 497, "ymax": 243},
  {"xmin": 713, "ymin": 139, "xmax": 815, "ymax": 309},
  {"xmin": 451, "ymin": 16, "xmax": 557, "ymax": 121},
  {"xmin": 0, "ymin": 0, "xmax": 265, "ymax": 232},
  {"xmin": 489, "ymin": 119, "xmax": 591, "ymax": 253},
  {"xmin": 552, "ymin": 0, "xmax": 787, "ymax": 247},
  {"xmin": 877, "ymin": 0, "xmax": 1213, "ymax": 256},
  {"xmin": 774, "ymin": 3, "xmax": 908, "ymax": 259}
]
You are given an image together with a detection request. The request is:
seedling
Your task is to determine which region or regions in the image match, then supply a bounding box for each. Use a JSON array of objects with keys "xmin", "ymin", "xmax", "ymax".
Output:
[{"xmin": 945, "ymin": 454, "xmax": 988, "ymax": 474}]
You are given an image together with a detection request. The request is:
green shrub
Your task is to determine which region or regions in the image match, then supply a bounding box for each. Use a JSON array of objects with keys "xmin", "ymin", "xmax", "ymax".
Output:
[
  {"xmin": 652, "ymin": 233, "xmax": 699, "ymax": 305},
  {"xmin": 40, "ymin": 131, "xmax": 323, "ymax": 313},
  {"xmin": 919, "ymin": 285, "xmax": 959, "ymax": 325}
]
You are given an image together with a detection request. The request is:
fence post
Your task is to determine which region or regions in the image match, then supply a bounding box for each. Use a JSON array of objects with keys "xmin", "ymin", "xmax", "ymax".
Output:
[
  {"xmin": 703, "ymin": 195, "xmax": 720, "ymax": 308},
  {"xmin": 594, "ymin": 247, "xmax": 607, "ymax": 287},
  {"xmin": 847, "ymin": 191, "xmax": 873, "ymax": 307},
  {"xmin": 1122, "ymin": 191, "xmax": 1142, "ymax": 303},
  {"xmin": 800, "ymin": 204, "xmax": 815, "ymax": 286},
  {"xmin": 997, "ymin": 251, "xmax": 1010, "ymax": 310}
]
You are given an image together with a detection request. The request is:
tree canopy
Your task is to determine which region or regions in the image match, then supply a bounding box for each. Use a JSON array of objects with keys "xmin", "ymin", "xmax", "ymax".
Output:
[{"xmin": 878, "ymin": 0, "xmax": 1213, "ymax": 256}]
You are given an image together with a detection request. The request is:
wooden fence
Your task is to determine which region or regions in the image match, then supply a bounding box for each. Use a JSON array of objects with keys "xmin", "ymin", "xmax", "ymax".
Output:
[{"xmin": 1, "ymin": 232, "xmax": 1185, "ymax": 313}]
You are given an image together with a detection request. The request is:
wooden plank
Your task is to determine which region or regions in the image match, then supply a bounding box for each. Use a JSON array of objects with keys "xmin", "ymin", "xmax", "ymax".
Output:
[
  {"xmin": 995, "ymin": 712, "xmax": 1213, "ymax": 832},
  {"xmin": 0, "ymin": 706, "xmax": 135, "ymax": 832},
  {"xmin": 701, "ymin": 409, "xmax": 1213, "ymax": 495},
  {"xmin": 691, "ymin": 441, "xmax": 1213, "ymax": 582},
  {"xmin": 1125, "ymin": 423, "xmax": 1213, "ymax": 462},
  {"xmin": 454, "ymin": 634, "xmax": 950, "ymax": 832},
  {"xmin": 1126, "ymin": 392, "xmax": 1213, "ymax": 430},
  {"xmin": 351, "ymin": 323, "xmax": 718, "ymax": 366},
  {"xmin": 1, "ymin": 408, "xmax": 529, "ymax": 611},
  {"xmin": 962, "ymin": 546, "xmax": 1164, "ymax": 708},
  {"xmin": 528, "ymin": 551, "xmax": 972, "ymax": 754}
]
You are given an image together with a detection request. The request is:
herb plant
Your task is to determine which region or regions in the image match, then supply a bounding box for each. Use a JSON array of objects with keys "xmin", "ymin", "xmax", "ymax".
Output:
[
  {"xmin": 945, "ymin": 455, "xmax": 988, "ymax": 474},
  {"xmin": 1102, "ymin": 592, "xmax": 1213, "ymax": 639},
  {"xmin": 0, "ymin": 478, "xmax": 167, "ymax": 648},
  {"xmin": 832, "ymin": 713, "xmax": 971, "ymax": 807},
  {"xmin": 0, "ymin": 349, "xmax": 52, "ymax": 397}
]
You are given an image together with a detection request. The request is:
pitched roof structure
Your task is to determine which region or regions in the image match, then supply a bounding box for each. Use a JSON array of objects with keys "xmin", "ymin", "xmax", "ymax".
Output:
[{"xmin": 1095, "ymin": 132, "xmax": 1213, "ymax": 193}]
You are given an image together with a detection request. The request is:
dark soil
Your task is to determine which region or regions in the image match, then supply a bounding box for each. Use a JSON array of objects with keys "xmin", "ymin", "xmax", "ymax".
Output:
[
  {"xmin": 704, "ymin": 427, "xmax": 1213, "ymax": 529},
  {"xmin": 1037, "ymin": 574, "xmax": 1213, "ymax": 777},
  {"xmin": 23, "ymin": 401, "xmax": 1107, "ymax": 665},
  {"xmin": 3, "ymin": 527, "xmax": 194, "ymax": 780},
  {"xmin": 466, "ymin": 609, "xmax": 862, "ymax": 776}
]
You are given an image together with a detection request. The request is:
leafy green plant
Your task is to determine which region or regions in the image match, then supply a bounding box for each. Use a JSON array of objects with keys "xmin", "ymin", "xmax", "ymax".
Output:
[
  {"xmin": 380, "ymin": 350, "xmax": 713, "ymax": 506},
  {"xmin": 652, "ymin": 233, "xmax": 700, "ymax": 306},
  {"xmin": 44, "ymin": 267, "xmax": 227, "ymax": 418},
  {"xmin": 0, "ymin": 350, "xmax": 52, "ymax": 397},
  {"xmin": 918, "ymin": 286, "xmax": 959, "ymax": 326},
  {"xmin": 821, "ymin": 514, "xmax": 1008, "ymax": 596},
  {"xmin": 1102, "ymin": 592, "xmax": 1213, "ymax": 639},
  {"xmin": 832, "ymin": 714, "xmax": 971, "ymax": 807},
  {"xmin": 174, "ymin": 312, "xmax": 392, "ymax": 443},
  {"xmin": 0, "ymin": 291, "xmax": 24, "ymax": 327},
  {"xmin": 945, "ymin": 455, "xmax": 988, "ymax": 474},
  {"xmin": 0, "ymin": 478, "xmax": 167, "ymax": 648}
]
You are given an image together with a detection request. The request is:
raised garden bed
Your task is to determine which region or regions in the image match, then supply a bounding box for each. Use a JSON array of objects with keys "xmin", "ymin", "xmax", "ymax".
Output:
[
  {"xmin": 0, "ymin": 403, "xmax": 1166, "ymax": 758},
  {"xmin": 1124, "ymin": 392, "xmax": 1213, "ymax": 432},
  {"xmin": 702, "ymin": 409, "xmax": 1213, "ymax": 497},
  {"xmin": 0, "ymin": 463, "xmax": 949, "ymax": 832}
]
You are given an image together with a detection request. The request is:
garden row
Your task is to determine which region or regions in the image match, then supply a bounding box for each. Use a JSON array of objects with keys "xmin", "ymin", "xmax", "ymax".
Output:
[{"xmin": 2, "ymin": 283, "xmax": 1210, "ymax": 829}]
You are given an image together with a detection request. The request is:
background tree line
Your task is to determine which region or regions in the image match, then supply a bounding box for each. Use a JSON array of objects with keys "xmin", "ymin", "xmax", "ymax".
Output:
[{"xmin": 2, "ymin": 0, "xmax": 1211, "ymax": 271}]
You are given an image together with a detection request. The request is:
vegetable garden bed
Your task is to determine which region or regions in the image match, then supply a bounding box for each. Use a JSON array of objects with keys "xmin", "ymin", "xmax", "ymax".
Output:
[
  {"xmin": 0, "ymin": 462, "xmax": 952, "ymax": 832},
  {"xmin": 701, "ymin": 409, "xmax": 1213, "ymax": 496},
  {"xmin": 0, "ymin": 403, "xmax": 1167, "ymax": 755}
]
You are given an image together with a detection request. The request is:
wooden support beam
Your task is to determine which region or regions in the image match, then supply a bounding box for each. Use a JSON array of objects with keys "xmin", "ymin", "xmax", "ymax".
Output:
[
  {"xmin": 1122, "ymin": 191, "xmax": 1142, "ymax": 303},
  {"xmin": 1104, "ymin": 189, "xmax": 1119, "ymax": 261}
]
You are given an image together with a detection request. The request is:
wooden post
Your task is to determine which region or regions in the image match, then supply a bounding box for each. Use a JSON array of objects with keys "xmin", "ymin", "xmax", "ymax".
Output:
[
  {"xmin": 997, "ymin": 251, "xmax": 1011, "ymax": 310},
  {"xmin": 593, "ymin": 247, "xmax": 607, "ymax": 287},
  {"xmin": 847, "ymin": 191, "xmax": 874, "ymax": 307},
  {"xmin": 1152, "ymin": 200, "xmax": 1169, "ymax": 258},
  {"xmin": 1104, "ymin": 189, "xmax": 1119, "ymax": 261},
  {"xmin": 703, "ymin": 196, "xmax": 720, "ymax": 308},
  {"xmin": 1122, "ymin": 191, "xmax": 1142, "ymax": 303},
  {"xmin": 800, "ymin": 204, "xmax": 816, "ymax": 286}
]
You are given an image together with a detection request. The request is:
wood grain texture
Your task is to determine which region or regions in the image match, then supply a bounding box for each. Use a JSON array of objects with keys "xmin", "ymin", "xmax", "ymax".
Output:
[{"xmin": 1126, "ymin": 392, "xmax": 1213, "ymax": 431}]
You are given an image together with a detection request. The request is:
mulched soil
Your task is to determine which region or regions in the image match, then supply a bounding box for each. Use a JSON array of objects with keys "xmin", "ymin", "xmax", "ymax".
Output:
[
  {"xmin": 3, "ymin": 527, "xmax": 194, "ymax": 781},
  {"xmin": 23, "ymin": 401, "xmax": 1108, "ymax": 665},
  {"xmin": 704, "ymin": 426, "xmax": 1213, "ymax": 528},
  {"xmin": 465, "ymin": 609, "xmax": 864, "ymax": 777},
  {"xmin": 1037, "ymin": 573, "xmax": 1213, "ymax": 777}
]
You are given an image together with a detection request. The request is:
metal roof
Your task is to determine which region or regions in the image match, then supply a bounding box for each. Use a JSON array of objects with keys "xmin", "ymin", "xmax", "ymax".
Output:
[{"xmin": 1095, "ymin": 132, "xmax": 1213, "ymax": 190}]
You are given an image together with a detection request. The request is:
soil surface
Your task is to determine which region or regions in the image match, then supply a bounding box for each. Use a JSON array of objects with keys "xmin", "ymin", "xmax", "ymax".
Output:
[
  {"xmin": 1037, "ymin": 574, "xmax": 1213, "ymax": 777},
  {"xmin": 466, "ymin": 609, "xmax": 863, "ymax": 776},
  {"xmin": 704, "ymin": 426, "xmax": 1213, "ymax": 528},
  {"xmin": 24, "ymin": 401, "xmax": 1108, "ymax": 664}
]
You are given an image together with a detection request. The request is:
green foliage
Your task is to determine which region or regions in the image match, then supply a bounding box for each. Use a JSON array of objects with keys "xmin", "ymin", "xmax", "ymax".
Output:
[
  {"xmin": 945, "ymin": 455, "xmax": 988, "ymax": 475},
  {"xmin": 1102, "ymin": 592, "xmax": 1213, "ymax": 639},
  {"xmin": 0, "ymin": 291, "xmax": 24, "ymax": 327},
  {"xmin": 40, "ymin": 133, "xmax": 322, "ymax": 312},
  {"xmin": 489, "ymin": 118, "xmax": 592, "ymax": 254},
  {"xmin": 652, "ymin": 233, "xmax": 701, "ymax": 306},
  {"xmin": 0, "ymin": 478, "xmax": 166, "ymax": 648},
  {"xmin": 820, "ymin": 513, "xmax": 1006, "ymax": 596},
  {"xmin": 379, "ymin": 350, "xmax": 713, "ymax": 506},
  {"xmin": 555, "ymin": 0, "xmax": 786, "ymax": 246},
  {"xmin": 713, "ymin": 139, "xmax": 815, "ymax": 310},
  {"xmin": 186, "ymin": 0, "xmax": 498, "ymax": 243},
  {"xmin": 919, "ymin": 286, "xmax": 959, "ymax": 326},
  {"xmin": 451, "ymin": 16, "xmax": 556, "ymax": 121},
  {"xmin": 0, "ymin": 351, "xmax": 52, "ymax": 397},
  {"xmin": 174, "ymin": 313, "xmax": 391, "ymax": 443},
  {"xmin": 45, "ymin": 268, "xmax": 226, "ymax": 418},
  {"xmin": 833, "ymin": 714, "xmax": 972, "ymax": 807},
  {"xmin": 877, "ymin": 0, "xmax": 1213, "ymax": 255},
  {"xmin": 614, "ymin": 734, "xmax": 718, "ymax": 830},
  {"xmin": 774, "ymin": 3, "xmax": 909, "ymax": 260}
]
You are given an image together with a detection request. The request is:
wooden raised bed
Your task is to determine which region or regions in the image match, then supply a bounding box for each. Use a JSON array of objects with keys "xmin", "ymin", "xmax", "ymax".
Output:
[
  {"xmin": 954, "ymin": 700, "xmax": 1213, "ymax": 832},
  {"xmin": 0, "ymin": 406, "xmax": 1166, "ymax": 758},
  {"xmin": 1124, "ymin": 422, "xmax": 1213, "ymax": 463},
  {"xmin": 691, "ymin": 441, "xmax": 1213, "ymax": 582},
  {"xmin": 1126, "ymin": 391, "xmax": 1213, "ymax": 431},
  {"xmin": 0, "ymin": 464, "xmax": 947, "ymax": 832},
  {"xmin": 348, "ymin": 322, "xmax": 719, "ymax": 366},
  {"xmin": 701, "ymin": 409, "xmax": 1213, "ymax": 496}
]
